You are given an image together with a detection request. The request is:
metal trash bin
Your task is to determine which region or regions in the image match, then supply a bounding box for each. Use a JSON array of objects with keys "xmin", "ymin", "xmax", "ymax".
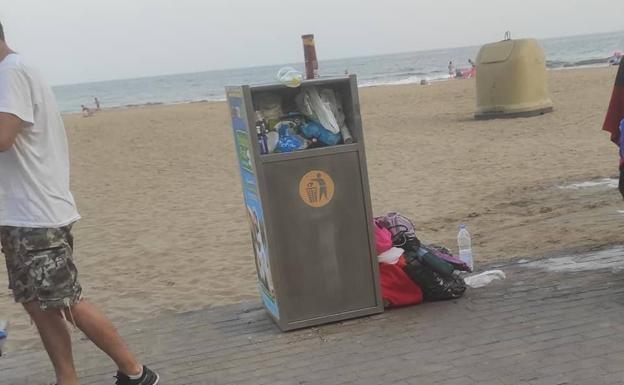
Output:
[{"xmin": 226, "ymin": 75, "xmax": 383, "ymax": 331}]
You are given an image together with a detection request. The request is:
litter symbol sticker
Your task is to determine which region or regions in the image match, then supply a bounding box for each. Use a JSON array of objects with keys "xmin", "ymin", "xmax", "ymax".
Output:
[{"xmin": 299, "ymin": 170, "xmax": 335, "ymax": 208}]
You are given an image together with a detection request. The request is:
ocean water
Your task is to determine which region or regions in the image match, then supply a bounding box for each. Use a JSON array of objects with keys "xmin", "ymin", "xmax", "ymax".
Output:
[{"xmin": 53, "ymin": 30, "xmax": 624, "ymax": 113}]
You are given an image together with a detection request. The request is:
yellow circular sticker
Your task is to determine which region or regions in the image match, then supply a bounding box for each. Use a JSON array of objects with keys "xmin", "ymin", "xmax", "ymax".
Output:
[{"xmin": 299, "ymin": 170, "xmax": 335, "ymax": 208}]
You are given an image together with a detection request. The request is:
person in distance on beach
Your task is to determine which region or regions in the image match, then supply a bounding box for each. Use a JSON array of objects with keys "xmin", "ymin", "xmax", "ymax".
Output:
[{"xmin": 81, "ymin": 104, "xmax": 93, "ymax": 117}]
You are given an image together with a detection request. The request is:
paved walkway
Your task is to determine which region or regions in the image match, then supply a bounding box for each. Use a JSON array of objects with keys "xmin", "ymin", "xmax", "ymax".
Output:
[{"xmin": 3, "ymin": 246, "xmax": 624, "ymax": 385}]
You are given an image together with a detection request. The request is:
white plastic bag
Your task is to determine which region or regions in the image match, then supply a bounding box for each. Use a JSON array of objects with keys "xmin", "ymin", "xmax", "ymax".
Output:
[
  {"xmin": 276, "ymin": 67, "xmax": 302, "ymax": 88},
  {"xmin": 377, "ymin": 247, "xmax": 404, "ymax": 265},
  {"xmin": 464, "ymin": 270, "xmax": 506, "ymax": 288},
  {"xmin": 296, "ymin": 87, "xmax": 341, "ymax": 134},
  {"xmin": 320, "ymin": 89, "xmax": 353, "ymax": 143},
  {"xmin": 320, "ymin": 89, "xmax": 345, "ymax": 127}
]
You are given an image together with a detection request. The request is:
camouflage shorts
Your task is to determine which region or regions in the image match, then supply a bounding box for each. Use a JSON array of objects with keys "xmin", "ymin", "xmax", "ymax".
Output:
[{"xmin": 0, "ymin": 225, "xmax": 82, "ymax": 311}]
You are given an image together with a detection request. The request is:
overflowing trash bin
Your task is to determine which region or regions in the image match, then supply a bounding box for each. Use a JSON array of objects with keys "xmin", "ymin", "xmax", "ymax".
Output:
[{"xmin": 226, "ymin": 75, "xmax": 383, "ymax": 331}]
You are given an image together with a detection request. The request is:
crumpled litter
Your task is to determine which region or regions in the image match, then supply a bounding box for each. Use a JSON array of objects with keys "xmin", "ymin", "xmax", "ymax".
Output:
[
  {"xmin": 464, "ymin": 270, "xmax": 506, "ymax": 288},
  {"xmin": 377, "ymin": 247, "xmax": 405, "ymax": 265},
  {"xmin": 296, "ymin": 87, "xmax": 341, "ymax": 134}
]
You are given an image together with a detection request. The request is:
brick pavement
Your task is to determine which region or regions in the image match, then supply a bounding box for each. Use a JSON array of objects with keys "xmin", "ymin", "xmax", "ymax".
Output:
[{"xmin": 2, "ymin": 246, "xmax": 624, "ymax": 385}]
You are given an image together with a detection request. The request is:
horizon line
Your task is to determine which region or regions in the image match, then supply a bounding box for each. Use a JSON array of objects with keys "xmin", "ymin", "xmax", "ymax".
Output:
[{"xmin": 52, "ymin": 28, "xmax": 624, "ymax": 88}]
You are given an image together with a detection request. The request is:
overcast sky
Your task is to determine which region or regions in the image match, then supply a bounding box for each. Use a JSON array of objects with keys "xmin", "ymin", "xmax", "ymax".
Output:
[{"xmin": 2, "ymin": 0, "xmax": 623, "ymax": 85}]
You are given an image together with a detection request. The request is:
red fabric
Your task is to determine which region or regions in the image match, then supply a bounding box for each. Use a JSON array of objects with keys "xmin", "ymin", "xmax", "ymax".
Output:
[
  {"xmin": 379, "ymin": 257, "xmax": 423, "ymax": 307},
  {"xmin": 603, "ymin": 62, "xmax": 624, "ymax": 169},
  {"xmin": 460, "ymin": 67, "xmax": 476, "ymax": 79},
  {"xmin": 374, "ymin": 223, "xmax": 393, "ymax": 255},
  {"xmin": 396, "ymin": 256, "xmax": 408, "ymax": 269}
]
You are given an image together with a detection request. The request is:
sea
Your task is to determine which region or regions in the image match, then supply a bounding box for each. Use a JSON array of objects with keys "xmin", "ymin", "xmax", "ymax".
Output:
[{"xmin": 53, "ymin": 30, "xmax": 624, "ymax": 113}]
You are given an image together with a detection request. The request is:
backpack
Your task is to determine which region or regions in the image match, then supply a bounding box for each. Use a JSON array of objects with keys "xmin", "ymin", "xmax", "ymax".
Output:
[
  {"xmin": 403, "ymin": 261, "xmax": 467, "ymax": 301},
  {"xmin": 376, "ymin": 212, "xmax": 467, "ymax": 301},
  {"xmin": 426, "ymin": 244, "xmax": 471, "ymax": 273},
  {"xmin": 375, "ymin": 212, "xmax": 421, "ymax": 252},
  {"xmin": 403, "ymin": 245, "xmax": 467, "ymax": 301}
]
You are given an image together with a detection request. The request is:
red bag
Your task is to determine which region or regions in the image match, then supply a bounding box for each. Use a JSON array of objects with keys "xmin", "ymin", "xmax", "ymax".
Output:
[
  {"xmin": 379, "ymin": 257, "xmax": 423, "ymax": 307},
  {"xmin": 374, "ymin": 222, "xmax": 393, "ymax": 255}
]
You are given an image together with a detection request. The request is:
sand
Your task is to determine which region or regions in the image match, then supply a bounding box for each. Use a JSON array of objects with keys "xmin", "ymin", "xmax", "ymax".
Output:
[{"xmin": 1, "ymin": 66, "xmax": 622, "ymax": 352}]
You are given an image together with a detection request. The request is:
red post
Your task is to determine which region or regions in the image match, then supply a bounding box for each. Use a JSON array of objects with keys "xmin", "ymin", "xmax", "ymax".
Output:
[{"xmin": 302, "ymin": 34, "xmax": 319, "ymax": 80}]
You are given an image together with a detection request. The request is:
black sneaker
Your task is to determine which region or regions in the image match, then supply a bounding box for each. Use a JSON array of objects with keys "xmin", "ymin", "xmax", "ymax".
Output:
[{"xmin": 114, "ymin": 365, "xmax": 160, "ymax": 385}]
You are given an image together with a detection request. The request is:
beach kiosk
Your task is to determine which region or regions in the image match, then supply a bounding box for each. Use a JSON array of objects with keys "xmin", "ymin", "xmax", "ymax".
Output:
[
  {"xmin": 226, "ymin": 75, "xmax": 383, "ymax": 331},
  {"xmin": 475, "ymin": 36, "xmax": 554, "ymax": 119}
]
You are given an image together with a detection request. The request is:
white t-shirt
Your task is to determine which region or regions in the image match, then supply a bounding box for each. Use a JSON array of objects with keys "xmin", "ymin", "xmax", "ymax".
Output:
[{"xmin": 0, "ymin": 54, "xmax": 80, "ymax": 227}]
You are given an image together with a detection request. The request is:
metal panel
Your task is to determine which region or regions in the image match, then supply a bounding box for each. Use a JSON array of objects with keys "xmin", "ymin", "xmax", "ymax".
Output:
[
  {"xmin": 346, "ymin": 77, "xmax": 382, "ymax": 305},
  {"xmin": 227, "ymin": 86, "xmax": 282, "ymax": 320},
  {"xmin": 228, "ymin": 76, "xmax": 383, "ymax": 331},
  {"xmin": 262, "ymin": 151, "xmax": 378, "ymax": 323},
  {"xmin": 261, "ymin": 143, "xmax": 360, "ymax": 164}
]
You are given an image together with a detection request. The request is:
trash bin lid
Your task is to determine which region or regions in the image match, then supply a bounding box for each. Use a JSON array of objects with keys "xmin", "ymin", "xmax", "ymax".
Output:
[{"xmin": 479, "ymin": 40, "xmax": 515, "ymax": 64}]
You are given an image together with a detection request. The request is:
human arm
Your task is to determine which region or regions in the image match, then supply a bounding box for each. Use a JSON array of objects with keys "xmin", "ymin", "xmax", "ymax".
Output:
[
  {"xmin": 0, "ymin": 67, "xmax": 35, "ymax": 151},
  {"xmin": 0, "ymin": 112, "xmax": 22, "ymax": 151}
]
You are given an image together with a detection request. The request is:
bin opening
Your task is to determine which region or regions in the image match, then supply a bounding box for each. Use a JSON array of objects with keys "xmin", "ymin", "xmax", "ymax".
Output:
[{"xmin": 251, "ymin": 79, "xmax": 358, "ymax": 155}]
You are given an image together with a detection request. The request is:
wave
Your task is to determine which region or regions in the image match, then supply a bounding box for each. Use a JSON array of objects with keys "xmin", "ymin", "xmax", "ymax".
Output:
[
  {"xmin": 359, "ymin": 73, "xmax": 452, "ymax": 88},
  {"xmin": 547, "ymin": 57, "xmax": 610, "ymax": 69},
  {"xmin": 363, "ymin": 71, "xmax": 429, "ymax": 81},
  {"xmin": 120, "ymin": 96, "xmax": 228, "ymax": 109},
  {"xmin": 64, "ymin": 56, "xmax": 614, "ymax": 114}
]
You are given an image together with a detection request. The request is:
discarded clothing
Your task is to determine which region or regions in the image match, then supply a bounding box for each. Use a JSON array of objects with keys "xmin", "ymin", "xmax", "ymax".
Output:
[
  {"xmin": 404, "ymin": 263, "xmax": 467, "ymax": 301},
  {"xmin": 374, "ymin": 222, "xmax": 393, "ymax": 255},
  {"xmin": 405, "ymin": 246, "xmax": 455, "ymax": 277},
  {"xmin": 376, "ymin": 212, "xmax": 418, "ymax": 239},
  {"xmin": 376, "ymin": 212, "xmax": 468, "ymax": 303},
  {"xmin": 377, "ymin": 247, "xmax": 404, "ymax": 265},
  {"xmin": 375, "ymin": 212, "xmax": 421, "ymax": 252},
  {"xmin": 379, "ymin": 257, "xmax": 423, "ymax": 307},
  {"xmin": 426, "ymin": 244, "xmax": 471, "ymax": 272}
]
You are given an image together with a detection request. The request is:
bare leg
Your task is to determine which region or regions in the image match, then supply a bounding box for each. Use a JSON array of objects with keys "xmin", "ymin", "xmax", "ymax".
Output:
[
  {"xmin": 23, "ymin": 301, "xmax": 79, "ymax": 385},
  {"xmin": 64, "ymin": 299, "xmax": 141, "ymax": 376}
]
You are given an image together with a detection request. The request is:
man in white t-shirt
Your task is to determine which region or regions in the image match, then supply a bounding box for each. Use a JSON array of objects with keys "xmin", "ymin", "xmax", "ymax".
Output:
[{"xmin": 0, "ymin": 22, "xmax": 159, "ymax": 385}]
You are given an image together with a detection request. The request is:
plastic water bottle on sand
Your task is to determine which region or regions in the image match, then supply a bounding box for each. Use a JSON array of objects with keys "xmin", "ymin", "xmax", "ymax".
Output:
[{"xmin": 457, "ymin": 224, "xmax": 474, "ymax": 271}]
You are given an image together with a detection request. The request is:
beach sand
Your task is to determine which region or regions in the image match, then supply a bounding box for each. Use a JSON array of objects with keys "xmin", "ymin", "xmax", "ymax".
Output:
[{"xmin": 2, "ymin": 66, "xmax": 622, "ymax": 352}]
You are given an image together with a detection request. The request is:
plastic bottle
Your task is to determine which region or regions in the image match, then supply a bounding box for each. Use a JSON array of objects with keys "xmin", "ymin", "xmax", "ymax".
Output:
[
  {"xmin": 276, "ymin": 67, "xmax": 303, "ymax": 88},
  {"xmin": 255, "ymin": 111, "xmax": 269, "ymax": 155},
  {"xmin": 457, "ymin": 224, "xmax": 474, "ymax": 271},
  {"xmin": 256, "ymin": 123, "xmax": 268, "ymax": 154},
  {"xmin": 300, "ymin": 121, "xmax": 341, "ymax": 146}
]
